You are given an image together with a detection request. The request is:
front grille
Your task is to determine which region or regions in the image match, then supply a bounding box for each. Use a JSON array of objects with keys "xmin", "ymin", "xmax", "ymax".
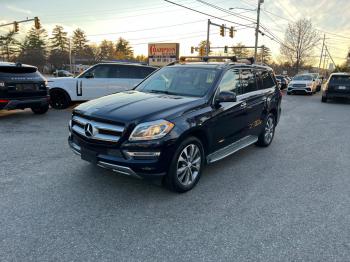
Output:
[
  {"xmin": 293, "ymin": 84, "xmax": 306, "ymax": 88},
  {"xmin": 71, "ymin": 115, "xmax": 125, "ymax": 143}
]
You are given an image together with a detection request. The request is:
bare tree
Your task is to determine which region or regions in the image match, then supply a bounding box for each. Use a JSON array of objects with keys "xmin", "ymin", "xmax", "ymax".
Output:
[{"xmin": 280, "ymin": 19, "xmax": 320, "ymax": 73}]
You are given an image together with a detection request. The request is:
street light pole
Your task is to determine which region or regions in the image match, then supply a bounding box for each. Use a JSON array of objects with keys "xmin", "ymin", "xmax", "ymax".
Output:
[
  {"xmin": 254, "ymin": 0, "xmax": 263, "ymax": 62},
  {"xmin": 206, "ymin": 19, "xmax": 210, "ymax": 56}
]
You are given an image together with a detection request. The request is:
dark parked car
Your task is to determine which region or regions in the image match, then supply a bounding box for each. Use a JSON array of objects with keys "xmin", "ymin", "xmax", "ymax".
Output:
[
  {"xmin": 0, "ymin": 62, "xmax": 49, "ymax": 114},
  {"xmin": 53, "ymin": 70, "xmax": 74, "ymax": 77},
  {"xmin": 68, "ymin": 56, "xmax": 282, "ymax": 192},
  {"xmin": 322, "ymin": 73, "xmax": 350, "ymax": 102},
  {"xmin": 275, "ymin": 75, "xmax": 288, "ymax": 89}
]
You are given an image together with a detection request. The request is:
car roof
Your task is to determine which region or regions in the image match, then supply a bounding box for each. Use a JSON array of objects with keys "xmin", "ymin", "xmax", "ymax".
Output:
[
  {"xmin": 0, "ymin": 62, "xmax": 37, "ymax": 69},
  {"xmin": 330, "ymin": 72, "xmax": 350, "ymax": 76},
  {"xmin": 97, "ymin": 62, "xmax": 157, "ymax": 69},
  {"xmin": 170, "ymin": 62, "xmax": 273, "ymax": 71}
]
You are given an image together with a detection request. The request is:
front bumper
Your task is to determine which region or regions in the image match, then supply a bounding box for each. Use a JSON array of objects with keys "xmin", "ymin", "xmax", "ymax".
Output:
[
  {"xmin": 0, "ymin": 96, "xmax": 50, "ymax": 110},
  {"xmin": 287, "ymin": 87, "xmax": 312, "ymax": 93},
  {"xmin": 68, "ymin": 133, "xmax": 176, "ymax": 178}
]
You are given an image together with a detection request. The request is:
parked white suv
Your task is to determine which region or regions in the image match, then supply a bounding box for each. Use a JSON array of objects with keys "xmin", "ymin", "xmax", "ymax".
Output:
[
  {"xmin": 48, "ymin": 63, "xmax": 157, "ymax": 109},
  {"xmin": 287, "ymin": 74, "xmax": 318, "ymax": 95}
]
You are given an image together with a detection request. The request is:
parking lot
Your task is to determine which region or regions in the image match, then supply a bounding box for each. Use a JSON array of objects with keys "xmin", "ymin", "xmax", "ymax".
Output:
[{"xmin": 1, "ymin": 92, "xmax": 350, "ymax": 261}]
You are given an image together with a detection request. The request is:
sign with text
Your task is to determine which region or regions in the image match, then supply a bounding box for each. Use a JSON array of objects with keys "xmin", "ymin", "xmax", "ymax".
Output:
[{"xmin": 148, "ymin": 43, "xmax": 180, "ymax": 67}]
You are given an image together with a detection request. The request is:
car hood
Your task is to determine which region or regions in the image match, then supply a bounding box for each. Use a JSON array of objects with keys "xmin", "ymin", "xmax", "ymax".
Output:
[
  {"xmin": 47, "ymin": 77, "xmax": 76, "ymax": 86},
  {"xmin": 74, "ymin": 90, "xmax": 205, "ymax": 124}
]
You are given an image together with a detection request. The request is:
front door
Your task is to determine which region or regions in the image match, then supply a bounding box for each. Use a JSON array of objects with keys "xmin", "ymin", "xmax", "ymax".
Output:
[
  {"xmin": 209, "ymin": 68, "xmax": 247, "ymax": 152},
  {"xmin": 78, "ymin": 64, "xmax": 111, "ymax": 100}
]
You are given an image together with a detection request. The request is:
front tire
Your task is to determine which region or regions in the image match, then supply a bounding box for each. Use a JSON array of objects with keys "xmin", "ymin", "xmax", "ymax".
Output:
[
  {"xmin": 256, "ymin": 113, "xmax": 275, "ymax": 147},
  {"xmin": 31, "ymin": 104, "xmax": 49, "ymax": 114},
  {"xmin": 163, "ymin": 137, "xmax": 205, "ymax": 193},
  {"xmin": 50, "ymin": 90, "xmax": 71, "ymax": 109}
]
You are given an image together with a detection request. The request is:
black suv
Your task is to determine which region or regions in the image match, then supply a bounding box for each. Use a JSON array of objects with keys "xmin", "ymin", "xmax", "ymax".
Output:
[
  {"xmin": 0, "ymin": 62, "xmax": 49, "ymax": 114},
  {"xmin": 322, "ymin": 73, "xmax": 350, "ymax": 102},
  {"xmin": 68, "ymin": 57, "xmax": 282, "ymax": 192}
]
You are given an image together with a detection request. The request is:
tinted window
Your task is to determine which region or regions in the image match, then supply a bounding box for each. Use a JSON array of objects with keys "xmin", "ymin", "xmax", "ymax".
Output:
[
  {"xmin": 135, "ymin": 67, "xmax": 157, "ymax": 79},
  {"xmin": 218, "ymin": 69, "xmax": 241, "ymax": 94},
  {"xmin": 81, "ymin": 65, "xmax": 110, "ymax": 78},
  {"xmin": 136, "ymin": 67, "xmax": 218, "ymax": 97},
  {"xmin": 330, "ymin": 75, "xmax": 350, "ymax": 85},
  {"xmin": 261, "ymin": 71, "xmax": 276, "ymax": 89},
  {"xmin": 0, "ymin": 66, "xmax": 37, "ymax": 74},
  {"xmin": 108, "ymin": 65, "xmax": 133, "ymax": 78},
  {"xmin": 241, "ymin": 69, "xmax": 258, "ymax": 93}
]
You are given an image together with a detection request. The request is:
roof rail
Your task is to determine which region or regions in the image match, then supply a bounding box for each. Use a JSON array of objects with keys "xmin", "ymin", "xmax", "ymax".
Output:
[
  {"xmin": 180, "ymin": 56, "xmax": 238, "ymax": 62},
  {"xmin": 179, "ymin": 56, "xmax": 256, "ymax": 65}
]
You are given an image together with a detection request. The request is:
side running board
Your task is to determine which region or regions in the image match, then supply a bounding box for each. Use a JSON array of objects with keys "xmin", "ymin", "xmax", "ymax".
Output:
[{"xmin": 206, "ymin": 135, "xmax": 258, "ymax": 164}]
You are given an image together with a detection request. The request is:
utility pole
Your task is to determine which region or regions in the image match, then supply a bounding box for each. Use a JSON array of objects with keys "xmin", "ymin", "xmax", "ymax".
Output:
[
  {"xmin": 254, "ymin": 0, "xmax": 263, "ymax": 61},
  {"xmin": 206, "ymin": 19, "xmax": 210, "ymax": 56},
  {"xmin": 318, "ymin": 34, "xmax": 325, "ymax": 72},
  {"xmin": 69, "ymin": 38, "xmax": 72, "ymax": 74}
]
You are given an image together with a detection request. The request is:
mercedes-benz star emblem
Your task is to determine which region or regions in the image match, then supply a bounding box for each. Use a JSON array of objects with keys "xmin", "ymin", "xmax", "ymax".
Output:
[{"xmin": 84, "ymin": 123, "xmax": 94, "ymax": 137}]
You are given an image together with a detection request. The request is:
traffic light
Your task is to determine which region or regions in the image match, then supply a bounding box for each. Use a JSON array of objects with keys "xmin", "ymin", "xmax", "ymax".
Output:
[
  {"xmin": 191, "ymin": 46, "xmax": 194, "ymax": 54},
  {"xmin": 229, "ymin": 27, "xmax": 234, "ymax": 38},
  {"xmin": 224, "ymin": 46, "xmax": 228, "ymax": 53},
  {"xmin": 220, "ymin": 24, "xmax": 225, "ymax": 37},
  {"xmin": 34, "ymin": 17, "xmax": 41, "ymax": 29},
  {"xmin": 13, "ymin": 21, "xmax": 19, "ymax": 32}
]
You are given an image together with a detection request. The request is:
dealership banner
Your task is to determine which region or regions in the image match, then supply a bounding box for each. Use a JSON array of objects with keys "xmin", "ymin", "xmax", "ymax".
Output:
[{"xmin": 148, "ymin": 43, "xmax": 180, "ymax": 67}]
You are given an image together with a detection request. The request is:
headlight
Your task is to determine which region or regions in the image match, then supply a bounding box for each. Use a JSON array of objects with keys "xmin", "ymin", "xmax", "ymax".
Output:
[{"xmin": 129, "ymin": 119, "xmax": 174, "ymax": 141}]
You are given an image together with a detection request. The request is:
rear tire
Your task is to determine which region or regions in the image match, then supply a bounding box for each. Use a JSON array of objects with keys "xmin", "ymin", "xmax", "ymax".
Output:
[
  {"xmin": 31, "ymin": 104, "xmax": 49, "ymax": 114},
  {"xmin": 50, "ymin": 89, "xmax": 71, "ymax": 109},
  {"xmin": 163, "ymin": 137, "xmax": 205, "ymax": 193},
  {"xmin": 256, "ymin": 113, "xmax": 275, "ymax": 147}
]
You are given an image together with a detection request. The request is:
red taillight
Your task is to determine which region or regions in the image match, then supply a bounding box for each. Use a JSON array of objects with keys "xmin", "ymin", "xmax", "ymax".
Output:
[{"xmin": 0, "ymin": 99, "xmax": 9, "ymax": 103}]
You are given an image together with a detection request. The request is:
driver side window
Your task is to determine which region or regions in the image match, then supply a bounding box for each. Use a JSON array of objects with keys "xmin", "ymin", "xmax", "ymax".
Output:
[
  {"xmin": 218, "ymin": 69, "xmax": 241, "ymax": 94},
  {"xmin": 81, "ymin": 65, "xmax": 110, "ymax": 78}
]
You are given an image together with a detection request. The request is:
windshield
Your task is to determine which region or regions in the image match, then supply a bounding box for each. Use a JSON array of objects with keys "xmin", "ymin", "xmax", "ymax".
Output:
[
  {"xmin": 136, "ymin": 67, "xmax": 218, "ymax": 97},
  {"xmin": 330, "ymin": 75, "xmax": 350, "ymax": 85},
  {"xmin": 293, "ymin": 75, "xmax": 312, "ymax": 81}
]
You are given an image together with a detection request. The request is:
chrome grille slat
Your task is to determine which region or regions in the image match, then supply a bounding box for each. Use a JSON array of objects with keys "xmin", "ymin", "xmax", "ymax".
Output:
[{"xmin": 71, "ymin": 115, "xmax": 124, "ymax": 143}]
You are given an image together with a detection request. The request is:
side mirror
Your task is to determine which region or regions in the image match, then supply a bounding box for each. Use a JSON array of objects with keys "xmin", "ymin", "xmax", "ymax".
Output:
[
  {"xmin": 313, "ymin": 79, "xmax": 316, "ymax": 82},
  {"xmin": 215, "ymin": 91, "xmax": 237, "ymax": 105},
  {"xmin": 85, "ymin": 72, "xmax": 94, "ymax": 79}
]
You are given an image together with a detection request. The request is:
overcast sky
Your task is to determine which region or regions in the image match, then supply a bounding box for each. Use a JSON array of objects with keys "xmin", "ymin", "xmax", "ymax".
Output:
[{"xmin": 1, "ymin": 0, "xmax": 350, "ymax": 65}]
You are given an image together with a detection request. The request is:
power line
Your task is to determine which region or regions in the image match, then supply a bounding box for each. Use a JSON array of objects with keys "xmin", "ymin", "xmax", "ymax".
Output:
[{"xmin": 163, "ymin": 0, "xmax": 256, "ymax": 29}]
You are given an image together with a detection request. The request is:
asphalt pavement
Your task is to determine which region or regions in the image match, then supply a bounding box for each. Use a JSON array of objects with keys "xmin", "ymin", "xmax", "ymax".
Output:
[{"xmin": 1, "ymin": 93, "xmax": 350, "ymax": 262}]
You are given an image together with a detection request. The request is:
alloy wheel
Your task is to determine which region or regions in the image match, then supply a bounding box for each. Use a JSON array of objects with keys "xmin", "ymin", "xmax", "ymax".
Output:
[
  {"xmin": 264, "ymin": 117, "xmax": 275, "ymax": 144},
  {"xmin": 176, "ymin": 144, "xmax": 201, "ymax": 187}
]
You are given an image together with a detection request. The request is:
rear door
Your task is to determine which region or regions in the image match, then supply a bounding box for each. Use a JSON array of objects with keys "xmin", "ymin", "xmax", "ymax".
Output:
[
  {"xmin": 108, "ymin": 65, "xmax": 137, "ymax": 94},
  {"xmin": 237, "ymin": 69, "xmax": 266, "ymax": 137}
]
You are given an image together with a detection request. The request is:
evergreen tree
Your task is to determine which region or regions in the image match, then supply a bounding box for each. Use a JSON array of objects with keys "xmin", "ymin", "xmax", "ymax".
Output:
[
  {"xmin": 48, "ymin": 25, "xmax": 69, "ymax": 69},
  {"xmin": 0, "ymin": 30, "xmax": 20, "ymax": 62},
  {"xmin": 99, "ymin": 40, "xmax": 115, "ymax": 61},
  {"xmin": 50, "ymin": 25, "xmax": 69, "ymax": 52},
  {"xmin": 258, "ymin": 46, "xmax": 272, "ymax": 64},
  {"xmin": 17, "ymin": 26, "xmax": 48, "ymax": 70},
  {"xmin": 72, "ymin": 28, "xmax": 88, "ymax": 59},
  {"xmin": 115, "ymin": 37, "xmax": 134, "ymax": 60}
]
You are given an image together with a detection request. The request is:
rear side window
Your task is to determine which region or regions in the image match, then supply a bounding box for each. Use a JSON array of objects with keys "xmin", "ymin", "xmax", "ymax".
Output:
[
  {"xmin": 260, "ymin": 71, "xmax": 276, "ymax": 89},
  {"xmin": 0, "ymin": 66, "xmax": 37, "ymax": 74},
  {"xmin": 330, "ymin": 75, "xmax": 350, "ymax": 85},
  {"xmin": 240, "ymin": 69, "xmax": 258, "ymax": 93},
  {"xmin": 109, "ymin": 65, "xmax": 139, "ymax": 79}
]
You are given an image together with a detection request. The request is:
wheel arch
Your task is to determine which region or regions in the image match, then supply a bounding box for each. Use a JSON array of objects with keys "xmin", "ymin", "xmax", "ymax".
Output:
[{"xmin": 49, "ymin": 87, "xmax": 72, "ymax": 101}]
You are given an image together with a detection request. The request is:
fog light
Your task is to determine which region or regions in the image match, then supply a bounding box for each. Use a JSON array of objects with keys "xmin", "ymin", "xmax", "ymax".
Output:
[{"xmin": 124, "ymin": 151, "xmax": 161, "ymax": 160}]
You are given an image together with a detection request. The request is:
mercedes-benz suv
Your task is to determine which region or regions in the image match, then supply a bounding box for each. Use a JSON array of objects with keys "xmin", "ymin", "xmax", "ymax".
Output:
[
  {"xmin": 0, "ymin": 62, "xmax": 49, "ymax": 114},
  {"xmin": 68, "ymin": 57, "xmax": 282, "ymax": 192}
]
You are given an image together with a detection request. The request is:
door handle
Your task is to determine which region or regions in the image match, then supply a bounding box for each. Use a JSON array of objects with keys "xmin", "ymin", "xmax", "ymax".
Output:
[{"xmin": 240, "ymin": 101, "xmax": 247, "ymax": 108}]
